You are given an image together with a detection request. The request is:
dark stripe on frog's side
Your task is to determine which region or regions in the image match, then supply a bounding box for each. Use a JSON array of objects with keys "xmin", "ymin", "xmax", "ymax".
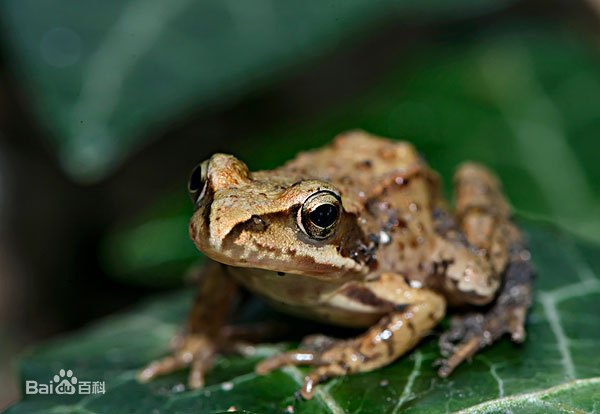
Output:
[
  {"xmin": 221, "ymin": 208, "xmax": 293, "ymax": 239},
  {"xmin": 339, "ymin": 284, "xmax": 407, "ymax": 312},
  {"xmin": 190, "ymin": 187, "xmax": 215, "ymax": 241},
  {"xmin": 222, "ymin": 208, "xmax": 373, "ymax": 266}
]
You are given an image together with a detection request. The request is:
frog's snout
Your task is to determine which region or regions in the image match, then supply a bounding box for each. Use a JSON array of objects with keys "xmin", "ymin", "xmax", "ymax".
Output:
[
  {"xmin": 188, "ymin": 154, "xmax": 252, "ymax": 206},
  {"xmin": 205, "ymin": 154, "xmax": 251, "ymax": 191}
]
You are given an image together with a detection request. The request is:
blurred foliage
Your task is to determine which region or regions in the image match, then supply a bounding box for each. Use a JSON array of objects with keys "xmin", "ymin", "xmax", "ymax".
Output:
[
  {"xmin": 6, "ymin": 222, "xmax": 600, "ymax": 413},
  {"xmin": 101, "ymin": 194, "xmax": 201, "ymax": 287},
  {"xmin": 103, "ymin": 22, "xmax": 600, "ymax": 286},
  {"xmin": 0, "ymin": 0, "xmax": 514, "ymax": 182}
]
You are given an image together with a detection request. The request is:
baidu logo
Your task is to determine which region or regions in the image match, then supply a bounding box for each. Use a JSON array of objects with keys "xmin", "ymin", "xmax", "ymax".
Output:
[
  {"xmin": 26, "ymin": 369, "xmax": 105, "ymax": 395},
  {"xmin": 54, "ymin": 369, "xmax": 77, "ymax": 394}
]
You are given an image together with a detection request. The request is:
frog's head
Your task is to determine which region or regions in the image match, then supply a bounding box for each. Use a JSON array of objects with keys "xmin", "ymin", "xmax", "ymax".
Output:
[{"xmin": 188, "ymin": 154, "xmax": 371, "ymax": 279}]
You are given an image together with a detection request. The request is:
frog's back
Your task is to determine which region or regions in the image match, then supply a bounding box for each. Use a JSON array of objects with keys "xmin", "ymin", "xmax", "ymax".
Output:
[{"xmin": 272, "ymin": 131, "xmax": 426, "ymax": 214}]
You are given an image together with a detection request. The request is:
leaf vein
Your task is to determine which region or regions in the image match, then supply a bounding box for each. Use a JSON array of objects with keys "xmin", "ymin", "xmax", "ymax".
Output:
[
  {"xmin": 539, "ymin": 292, "xmax": 576, "ymax": 379},
  {"xmin": 392, "ymin": 350, "xmax": 423, "ymax": 413},
  {"xmin": 454, "ymin": 377, "xmax": 600, "ymax": 413},
  {"xmin": 281, "ymin": 366, "xmax": 345, "ymax": 414}
]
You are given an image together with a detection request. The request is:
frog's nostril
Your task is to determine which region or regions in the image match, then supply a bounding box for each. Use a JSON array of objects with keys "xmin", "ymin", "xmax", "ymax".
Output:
[{"xmin": 250, "ymin": 215, "xmax": 268, "ymax": 232}]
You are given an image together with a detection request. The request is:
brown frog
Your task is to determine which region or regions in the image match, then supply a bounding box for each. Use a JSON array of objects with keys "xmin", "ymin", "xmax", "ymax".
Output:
[{"xmin": 138, "ymin": 131, "xmax": 533, "ymax": 399}]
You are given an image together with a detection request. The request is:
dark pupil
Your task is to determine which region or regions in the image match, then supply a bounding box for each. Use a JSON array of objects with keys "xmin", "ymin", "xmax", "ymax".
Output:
[
  {"xmin": 309, "ymin": 204, "xmax": 338, "ymax": 228},
  {"xmin": 189, "ymin": 164, "xmax": 204, "ymax": 191}
]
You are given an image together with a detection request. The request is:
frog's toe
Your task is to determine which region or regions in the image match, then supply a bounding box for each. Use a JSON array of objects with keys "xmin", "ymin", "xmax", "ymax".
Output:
[
  {"xmin": 438, "ymin": 314, "xmax": 470, "ymax": 358},
  {"xmin": 508, "ymin": 308, "xmax": 527, "ymax": 343},
  {"xmin": 187, "ymin": 351, "xmax": 216, "ymax": 389},
  {"xmin": 255, "ymin": 345, "xmax": 351, "ymax": 400},
  {"xmin": 436, "ymin": 333, "xmax": 482, "ymax": 378},
  {"xmin": 255, "ymin": 350, "xmax": 318, "ymax": 375},
  {"xmin": 502, "ymin": 254, "xmax": 533, "ymax": 343},
  {"xmin": 301, "ymin": 364, "xmax": 347, "ymax": 399},
  {"xmin": 137, "ymin": 334, "xmax": 216, "ymax": 388},
  {"xmin": 138, "ymin": 354, "xmax": 188, "ymax": 384}
]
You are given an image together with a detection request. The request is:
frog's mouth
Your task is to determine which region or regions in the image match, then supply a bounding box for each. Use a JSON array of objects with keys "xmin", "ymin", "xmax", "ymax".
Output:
[
  {"xmin": 193, "ymin": 232, "xmax": 368, "ymax": 280},
  {"xmin": 189, "ymin": 213, "xmax": 370, "ymax": 280}
]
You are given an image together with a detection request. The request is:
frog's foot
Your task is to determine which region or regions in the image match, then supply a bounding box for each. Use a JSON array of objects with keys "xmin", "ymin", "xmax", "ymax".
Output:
[
  {"xmin": 138, "ymin": 334, "xmax": 218, "ymax": 388},
  {"xmin": 138, "ymin": 322, "xmax": 283, "ymax": 389},
  {"xmin": 256, "ymin": 335, "xmax": 360, "ymax": 399},
  {"xmin": 257, "ymin": 292, "xmax": 445, "ymax": 399},
  {"xmin": 437, "ymin": 245, "xmax": 534, "ymax": 377}
]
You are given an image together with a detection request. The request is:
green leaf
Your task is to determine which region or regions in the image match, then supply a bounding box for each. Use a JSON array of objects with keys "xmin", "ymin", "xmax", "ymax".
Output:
[
  {"xmin": 6, "ymin": 220, "xmax": 600, "ymax": 413},
  {"xmin": 0, "ymin": 0, "xmax": 514, "ymax": 181},
  {"xmin": 101, "ymin": 194, "xmax": 201, "ymax": 287}
]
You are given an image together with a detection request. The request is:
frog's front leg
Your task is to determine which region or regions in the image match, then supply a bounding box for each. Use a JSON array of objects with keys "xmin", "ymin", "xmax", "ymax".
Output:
[
  {"xmin": 435, "ymin": 163, "xmax": 534, "ymax": 377},
  {"xmin": 256, "ymin": 274, "xmax": 446, "ymax": 399},
  {"xmin": 138, "ymin": 262, "xmax": 238, "ymax": 388}
]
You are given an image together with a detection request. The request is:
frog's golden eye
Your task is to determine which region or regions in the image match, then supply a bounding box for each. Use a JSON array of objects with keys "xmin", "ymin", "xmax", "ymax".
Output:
[
  {"xmin": 188, "ymin": 161, "xmax": 209, "ymax": 205},
  {"xmin": 298, "ymin": 190, "xmax": 341, "ymax": 240}
]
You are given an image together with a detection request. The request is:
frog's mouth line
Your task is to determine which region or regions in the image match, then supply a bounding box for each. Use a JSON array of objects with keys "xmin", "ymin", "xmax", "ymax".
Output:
[
  {"xmin": 191, "ymin": 209, "xmax": 371, "ymax": 279},
  {"xmin": 200, "ymin": 243, "xmax": 368, "ymax": 281}
]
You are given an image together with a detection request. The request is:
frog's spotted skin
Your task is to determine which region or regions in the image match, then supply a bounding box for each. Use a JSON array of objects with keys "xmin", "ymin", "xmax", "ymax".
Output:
[{"xmin": 138, "ymin": 131, "xmax": 533, "ymax": 399}]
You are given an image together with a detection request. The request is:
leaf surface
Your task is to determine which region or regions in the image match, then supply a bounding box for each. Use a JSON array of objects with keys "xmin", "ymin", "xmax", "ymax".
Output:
[{"xmin": 6, "ymin": 221, "xmax": 600, "ymax": 413}]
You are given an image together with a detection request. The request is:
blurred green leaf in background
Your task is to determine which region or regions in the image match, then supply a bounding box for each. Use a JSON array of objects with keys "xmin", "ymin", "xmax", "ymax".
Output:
[{"xmin": 0, "ymin": 0, "xmax": 514, "ymax": 182}]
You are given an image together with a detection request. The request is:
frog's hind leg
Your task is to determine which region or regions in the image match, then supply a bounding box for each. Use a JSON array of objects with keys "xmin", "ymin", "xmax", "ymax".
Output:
[
  {"xmin": 256, "ymin": 275, "xmax": 446, "ymax": 399},
  {"xmin": 437, "ymin": 163, "xmax": 534, "ymax": 377}
]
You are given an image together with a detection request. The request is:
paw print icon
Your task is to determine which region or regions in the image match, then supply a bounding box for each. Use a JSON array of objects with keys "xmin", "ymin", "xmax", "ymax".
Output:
[{"xmin": 54, "ymin": 369, "xmax": 78, "ymax": 394}]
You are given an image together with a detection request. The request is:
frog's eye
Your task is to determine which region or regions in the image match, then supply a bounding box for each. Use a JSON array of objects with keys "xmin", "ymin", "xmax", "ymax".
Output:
[
  {"xmin": 298, "ymin": 190, "xmax": 341, "ymax": 240},
  {"xmin": 188, "ymin": 161, "xmax": 209, "ymax": 205}
]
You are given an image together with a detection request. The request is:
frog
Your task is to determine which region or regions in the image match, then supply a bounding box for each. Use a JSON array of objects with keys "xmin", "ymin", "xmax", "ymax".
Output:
[{"xmin": 138, "ymin": 131, "xmax": 533, "ymax": 399}]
